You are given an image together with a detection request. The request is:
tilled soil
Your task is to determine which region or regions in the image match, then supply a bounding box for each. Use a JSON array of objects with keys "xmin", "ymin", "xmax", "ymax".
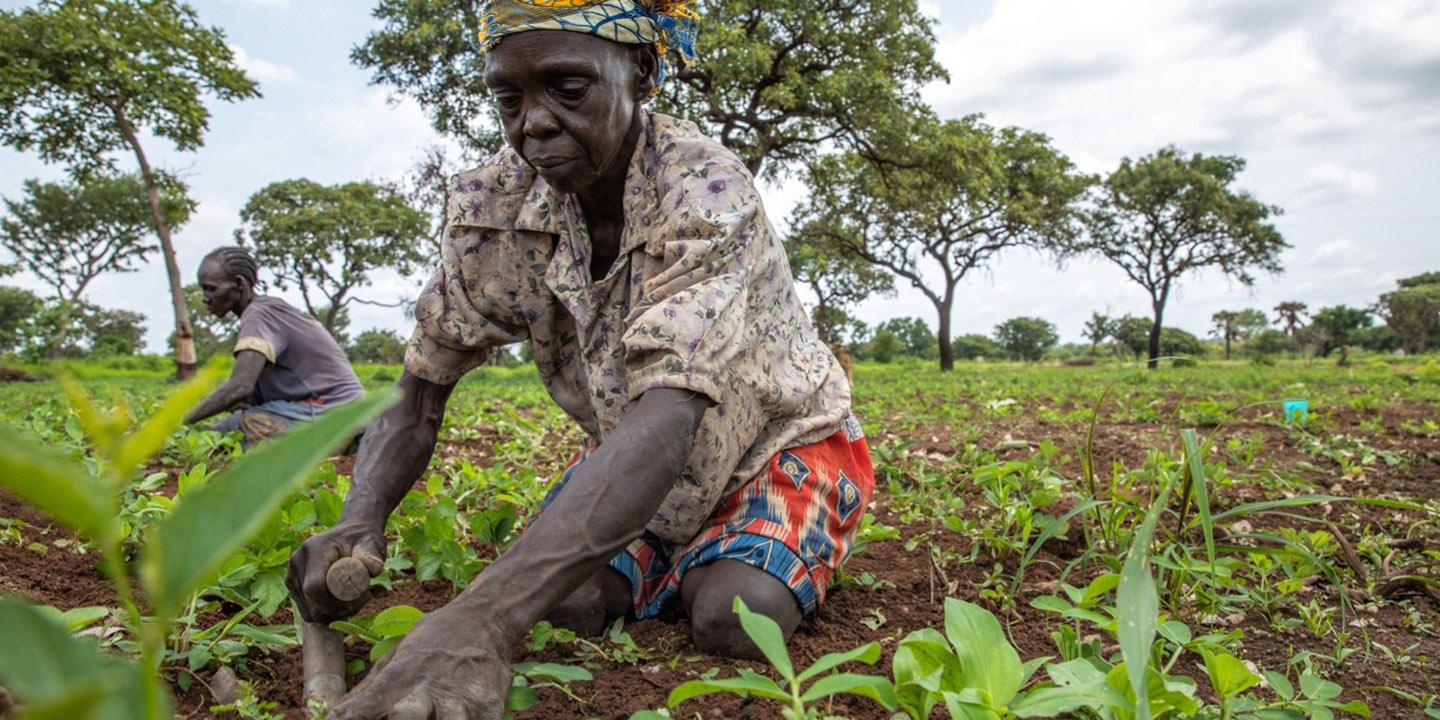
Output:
[{"xmin": 3, "ymin": 397, "xmax": 1438, "ymax": 719}]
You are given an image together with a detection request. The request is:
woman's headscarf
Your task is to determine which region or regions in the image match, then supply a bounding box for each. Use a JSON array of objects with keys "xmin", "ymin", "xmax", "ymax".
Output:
[{"xmin": 478, "ymin": 0, "xmax": 699, "ymax": 84}]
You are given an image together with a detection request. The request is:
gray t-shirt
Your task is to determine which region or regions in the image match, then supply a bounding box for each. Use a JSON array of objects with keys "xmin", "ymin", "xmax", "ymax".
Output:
[{"xmin": 234, "ymin": 296, "xmax": 364, "ymax": 407}]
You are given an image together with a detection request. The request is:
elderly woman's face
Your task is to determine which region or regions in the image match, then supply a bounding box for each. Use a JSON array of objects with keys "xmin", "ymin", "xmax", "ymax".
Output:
[
  {"xmin": 485, "ymin": 31, "xmax": 653, "ymax": 195},
  {"xmin": 196, "ymin": 259, "xmax": 246, "ymax": 318}
]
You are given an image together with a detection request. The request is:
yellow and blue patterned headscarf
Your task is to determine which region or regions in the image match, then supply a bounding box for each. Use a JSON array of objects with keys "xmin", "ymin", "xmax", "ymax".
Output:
[{"xmin": 479, "ymin": 0, "xmax": 699, "ymax": 85}]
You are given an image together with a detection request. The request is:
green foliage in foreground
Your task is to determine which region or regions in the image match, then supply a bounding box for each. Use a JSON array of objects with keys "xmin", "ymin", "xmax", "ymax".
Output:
[
  {"xmin": 0, "ymin": 367, "xmax": 393, "ymax": 718},
  {"xmin": 1, "ymin": 358, "xmax": 1435, "ymax": 716}
]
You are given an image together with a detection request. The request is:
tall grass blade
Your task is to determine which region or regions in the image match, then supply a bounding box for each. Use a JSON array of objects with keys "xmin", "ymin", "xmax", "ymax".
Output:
[
  {"xmin": 1116, "ymin": 469, "xmax": 1174, "ymax": 720},
  {"xmin": 1180, "ymin": 429, "xmax": 1215, "ymax": 573}
]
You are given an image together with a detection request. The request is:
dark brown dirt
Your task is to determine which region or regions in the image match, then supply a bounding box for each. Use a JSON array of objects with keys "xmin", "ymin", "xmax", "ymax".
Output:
[
  {"xmin": 4, "ymin": 393, "xmax": 1438, "ymax": 719},
  {"xmin": 0, "ymin": 491, "xmax": 116, "ymax": 609},
  {"xmin": 0, "ymin": 366, "xmax": 41, "ymax": 383}
]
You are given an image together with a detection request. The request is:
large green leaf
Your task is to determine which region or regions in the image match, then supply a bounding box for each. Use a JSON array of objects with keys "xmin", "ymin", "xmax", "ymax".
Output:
[
  {"xmin": 667, "ymin": 670, "xmax": 790, "ymax": 707},
  {"xmin": 371, "ymin": 604, "xmax": 424, "ymax": 638},
  {"xmin": 1200, "ymin": 649, "xmax": 1260, "ymax": 700},
  {"xmin": 141, "ymin": 391, "xmax": 395, "ymax": 621},
  {"xmin": 942, "ymin": 597, "xmax": 1023, "ymax": 710},
  {"xmin": 111, "ymin": 363, "xmax": 224, "ymax": 481},
  {"xmin": 1011, "ymin": 685, "xmax": 1120, "ymax": 717},
  {"xmin": 0, "ymin": 425, "xmax": 116, "ymax": 542},
  {"xmin": 1116, "ymin": 474, "xmax": 1175, "ymax": 720},
  {"xmin": 0, "ymin": 598, "xmax": 156, "ymax": 720},
  {"xmin": 894, "ymin": 630, "xmax": 961, "ymax": 720},
  {"xmin": 732, "ymin": 596, "xmax": 794, "ymax": 681},
  {"xmin": 795, "ymin": 641, "xmax": 881, "ymax": 683},
  {"xmin": 800, "ymin": 672, "xmax": 897, "ymax": 708}
]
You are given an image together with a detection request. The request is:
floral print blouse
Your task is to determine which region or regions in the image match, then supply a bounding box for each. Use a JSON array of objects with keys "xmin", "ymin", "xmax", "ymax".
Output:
[{"xmin": 405, "ymin": 112, "xmax": 851, "ymax": 545}]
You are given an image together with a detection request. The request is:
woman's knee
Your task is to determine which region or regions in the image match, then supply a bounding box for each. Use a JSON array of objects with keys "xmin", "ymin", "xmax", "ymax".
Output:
[
  {"xmin": 683, "ymin": 561, "xmax": 802, "ymax": 659},
  {"xmin": 544, "ymin": 568, "xmax": 630, "ymax": 637}
]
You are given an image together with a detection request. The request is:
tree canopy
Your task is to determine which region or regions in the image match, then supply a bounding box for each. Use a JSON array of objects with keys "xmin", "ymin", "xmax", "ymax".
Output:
[
  {"xmin": 1, "ymin": 173, "xmax": 190, "ymax": 354},
  {"xmin": 1068, "ymin": 147, "xmax": 1287, "ymax": 368},
  {"xmin": 1309, "ymin": 305, "xmax": 1372, "ymax": 363},
  {"xmin": 236, "ymin": 179, "xmax": 429, "ymax": 335},
  {"xmin": 994, "ymin": 316, "xmax": 1058, "ymax": 362},
  {"xmin": 351, "ymin": 0, "xmax": 946, "ymax": 177},
  {"xmin": 1082, "ymin": 311, "xmax": 1114, "ymax": 356},
  {"xmin": 1210, "ymin": 308, "xmax": 1268, "ymax": 360},
  {"xmin": 795, "ymin": 115, "xmax": 1089, "ymax": 370},
  {"xmin": 786, "ymin": 219, "xmax": 893, "ymax": 346},
  {"xmin": 1379, "ymin": 276, "xmax": 1440, "ymax": 355},
  {"xmin": 0, "ymin": 174, "xmax": 190, "ymax": 303},
  {"xmin": 0, "ymin": 0, "xmax": 259, "ymax": 377}
]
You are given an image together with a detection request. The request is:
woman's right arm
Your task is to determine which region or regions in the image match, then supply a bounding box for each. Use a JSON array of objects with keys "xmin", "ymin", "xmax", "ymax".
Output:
[{"xmin": 285, "ymin": 370, "xmax": 456, "ymax": 622}]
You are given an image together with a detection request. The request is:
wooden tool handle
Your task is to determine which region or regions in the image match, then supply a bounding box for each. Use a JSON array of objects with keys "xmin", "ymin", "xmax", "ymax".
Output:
[
  {"xmin": 303, "ymin": 556, "xmax": 373, "ymax": 716},
  {"xmin": 326, "ymin": 556, "xmax": 370, "ymax": 602}
]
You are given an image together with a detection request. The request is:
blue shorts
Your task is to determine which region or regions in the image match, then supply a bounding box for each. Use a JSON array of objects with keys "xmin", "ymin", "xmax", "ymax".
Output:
[{"xmin": 212, "ymin": 399, "xmax": 328, "ymax": 446}]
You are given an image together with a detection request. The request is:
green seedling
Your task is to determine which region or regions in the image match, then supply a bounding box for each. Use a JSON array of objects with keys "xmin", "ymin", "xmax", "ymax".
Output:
[
  {"xmin": 0, "ymin": 367, "xmax": 393, "ymax": 719},
  {"xmin": 666, "ymin": 597, "xmax": 897, "ymax": 720}
]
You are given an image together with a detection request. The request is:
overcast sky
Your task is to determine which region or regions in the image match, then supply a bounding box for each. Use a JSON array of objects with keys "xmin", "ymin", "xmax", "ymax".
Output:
[{"xmin": 2, "ymin": 0, "xmax": 1437, "ymax": 352}]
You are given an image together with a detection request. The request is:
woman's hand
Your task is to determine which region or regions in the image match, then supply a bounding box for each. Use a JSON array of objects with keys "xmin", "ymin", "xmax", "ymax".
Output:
[
  {"xmin": 285, "ymin": 520, "xmax": 386, "ymax": 623},
  {"xmin": 327, "ymin": 608, "xmax": 514, "ymax": 720}
]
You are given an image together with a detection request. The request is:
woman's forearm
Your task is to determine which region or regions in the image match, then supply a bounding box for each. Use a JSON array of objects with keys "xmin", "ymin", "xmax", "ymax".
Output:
[
  {"xmin": 339, "ymin": 371, "xmax": 456, "ymax": 527},
  {"xmin": 448, "ymin": 387, "xmax": 710, "ymax": 644}
]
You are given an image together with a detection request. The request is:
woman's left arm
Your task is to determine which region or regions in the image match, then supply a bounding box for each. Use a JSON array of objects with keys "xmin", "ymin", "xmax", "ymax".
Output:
[{"xmin": 184, "ymin": 350, "xmax": 268, "ymax": 424}]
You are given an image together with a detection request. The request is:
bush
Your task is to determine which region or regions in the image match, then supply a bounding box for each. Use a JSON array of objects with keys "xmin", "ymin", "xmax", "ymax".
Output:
[
  {"xmin": 993, "ymin": 317, "xmax": 1059, "ymax": 362},
  {"xmin": 1247, "ymin": 329, "xmax": 1291, "ymax": 357},
  {"xmin": 349, "ymin": 329, "xmax": 406, "ymax": 364},
  {"xmin": 953, "ymin": 333, "xmax": 1001, "ymax": 361}
]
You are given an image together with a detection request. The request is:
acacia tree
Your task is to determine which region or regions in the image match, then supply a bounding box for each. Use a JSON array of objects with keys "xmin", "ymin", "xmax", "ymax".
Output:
[
  {"xmin": 1210, "ymin": 308, "xmax": 1268, "ymax": 360},
  {"xmin": 0, "ymin": 174, "xmax": 192, "ymax": 355},
  {"xmin": 795, "ymin": 115, "xmax": 1090, "ymax": 371},
  {"xmin": 351, "ymin": 0, "xmax": 945, "ymax": 178},
  {"xmin": 1273, "ymin": 301, "xmax": 1308, "ymax": 352},
  {"xmin": 1068, "ymin": 147, "xmax": 1288, "ymax": 368},
  {"xmin": 236, "ymin": 180, "xmax": 429, "ymax": 336},
  {"xmin": 1379, "ymin": 274, "xmax": 1440, "ymax": 355},
  {"xmin": 0, "ymin": 0, "xmax": 259, "ymax": 377},
  {"xmin": 1082, "ymin": 311, "xmax": 1114, "ymax": 356},
  {"xmin": 786, "ymin": 219, "xmax": 893, "ymax": 346},
  {"xmin": 1310, "ymin": 305, "xmax": 1371, "ymax": 365}
]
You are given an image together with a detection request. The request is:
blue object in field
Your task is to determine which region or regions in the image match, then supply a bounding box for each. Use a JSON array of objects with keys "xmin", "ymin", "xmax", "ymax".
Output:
[{"xmin": 1283, "ymin": 399, "xmax": 1308, "ymax": 424}]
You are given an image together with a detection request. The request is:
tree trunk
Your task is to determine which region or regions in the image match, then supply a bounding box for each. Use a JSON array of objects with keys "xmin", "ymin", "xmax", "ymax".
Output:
[
  {"xmin": 812, "ymin": 300, "xmax": 832, "ymax": 346},
  {"xmin": 936, "ymin": 299, "xmax": 954, "ymax": 372},
  {"xmin": 1224, "ymin": 333, "xmax": 1232, "ymax": 360},
  {"xmin": 113, "ymin": 104, "xmax": 196, "ymax": 379},
  {"xmin": 1147, "ymin": 296, "xmax": 1166, "ymax": 370},
  {"xmin": 44, "ymin": 300, "xmax": 75, "ymax": 360}
]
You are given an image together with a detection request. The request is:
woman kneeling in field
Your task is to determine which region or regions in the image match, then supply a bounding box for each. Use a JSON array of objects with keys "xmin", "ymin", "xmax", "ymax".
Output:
[
  {"xmin": 185, "ymin": 246, "xmax": 364, "ymax": 447},
  {"xmin": 286, "ymin": 2, "xmax": 873, "ymax": 716}
]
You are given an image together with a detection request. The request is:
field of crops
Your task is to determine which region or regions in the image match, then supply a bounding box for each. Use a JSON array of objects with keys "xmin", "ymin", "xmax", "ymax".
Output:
[{"xmin": 2, "ymin": 358, "xmax": 1439, "ymax": 719}]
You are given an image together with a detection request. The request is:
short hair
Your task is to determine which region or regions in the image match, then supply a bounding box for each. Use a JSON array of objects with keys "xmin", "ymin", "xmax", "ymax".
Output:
[{"xmin": 203, "ymin": 246, "xmax": 259, "ymax": 289}]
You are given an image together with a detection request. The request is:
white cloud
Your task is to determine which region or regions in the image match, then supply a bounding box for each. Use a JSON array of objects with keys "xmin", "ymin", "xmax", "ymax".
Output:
[
  {"xmin": 228, "ymin": 44, "xmax": 299, "ymax": 84},
  {"xmin": 309, "ymin": 89, "xmax": 439, "ymax": 180},
  {"xmin": 1296, "ymin": 163, "xmax": 1379, "ymax": 207}
]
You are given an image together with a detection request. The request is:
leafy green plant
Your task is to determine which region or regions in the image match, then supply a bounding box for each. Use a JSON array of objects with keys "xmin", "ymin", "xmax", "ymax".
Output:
[
  {"xmin": 0, "ymin": 366, "xmax": 393, "ymax": 719},
  {"xmin": 894, "ymin": 597, "xmax": 1121, "ymax": 719},
  {"xmin": 666, "ymin": 597, "xmax": 896, "ymax": 719}
]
